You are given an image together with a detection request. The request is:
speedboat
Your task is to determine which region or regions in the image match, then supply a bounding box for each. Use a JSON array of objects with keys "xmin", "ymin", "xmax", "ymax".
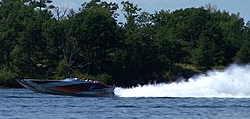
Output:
[{"xmin": 16, "ymin": 78, "xmax": 115, "ymax": 97}]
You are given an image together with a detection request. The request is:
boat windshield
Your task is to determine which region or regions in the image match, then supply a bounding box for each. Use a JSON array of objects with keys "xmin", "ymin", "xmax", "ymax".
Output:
[{"xmin": 64, "ymin": 78, "xmax": 77, "ymax": 81}]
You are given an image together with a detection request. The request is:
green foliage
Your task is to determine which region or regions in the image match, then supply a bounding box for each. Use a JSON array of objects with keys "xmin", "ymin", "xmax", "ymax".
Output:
[
  {"xmin": 0, "ymin": 0, "xmax": 249, "ymax": 87},
  {"xmin": 54, "ymin": 58, "xmax": 71, "ymax": 79},
  {"xmin": 191, "ymin": 38, "xmax": 217, "ymax": 70},
  {"xmin": 0, "ymin": 65, "xmax": 19, "ymax": 87},
  {"xmin": 235, "ymin": 42, "xmax": 250, "ymax": 64},
  {"xmin": 93, "ymin": 74, "xmax": 113, "ymax": 85}
]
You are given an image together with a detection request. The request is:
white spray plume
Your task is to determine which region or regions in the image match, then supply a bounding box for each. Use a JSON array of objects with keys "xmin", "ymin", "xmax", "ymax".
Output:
[{"xmin": 115, "ymin": 64, "xmax": 250, "ymax": 98}]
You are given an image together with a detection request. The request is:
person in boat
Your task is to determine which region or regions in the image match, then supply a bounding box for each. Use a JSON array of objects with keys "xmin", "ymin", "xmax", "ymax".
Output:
[{"xmin": 80, "ymin": 78, "xmax": 91, "ymax": 82}]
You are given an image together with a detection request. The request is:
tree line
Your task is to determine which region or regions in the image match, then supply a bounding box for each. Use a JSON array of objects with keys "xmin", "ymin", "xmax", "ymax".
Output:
[{"xmin": 1, "ymin": 0, "xmax": 250, "ymax": 87}]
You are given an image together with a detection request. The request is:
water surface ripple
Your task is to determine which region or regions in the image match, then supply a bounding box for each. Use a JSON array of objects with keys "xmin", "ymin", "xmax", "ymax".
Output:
[{"xmin": 0, "ymin": 89, "xmax": 249, "ymax": 119}]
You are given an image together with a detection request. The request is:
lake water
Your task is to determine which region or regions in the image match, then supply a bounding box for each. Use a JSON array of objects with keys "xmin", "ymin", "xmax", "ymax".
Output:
[
  {"xmin": 1, "ymin": 64, "xmax": 250, "ymax": 119},
  {"xmin": 0, "ymin": 89, "xmax": 249, "ymax": 119}
]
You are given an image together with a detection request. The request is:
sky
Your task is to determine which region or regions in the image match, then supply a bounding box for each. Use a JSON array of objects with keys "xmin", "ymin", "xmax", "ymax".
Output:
[{"xmin": 51, "ymin": 0, "xmax": 250, "ymax": 23}]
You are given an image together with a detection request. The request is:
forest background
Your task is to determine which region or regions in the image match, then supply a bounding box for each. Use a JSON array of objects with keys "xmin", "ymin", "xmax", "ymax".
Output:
[{"xmin": 1, "ymin": 0, "xmax": 250, "ymax": 87}]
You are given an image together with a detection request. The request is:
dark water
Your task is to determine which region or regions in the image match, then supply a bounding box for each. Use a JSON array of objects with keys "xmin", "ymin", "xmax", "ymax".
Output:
[{"xmin": 0, "ymin": 89, "xmax": 249, "ymax": 119}]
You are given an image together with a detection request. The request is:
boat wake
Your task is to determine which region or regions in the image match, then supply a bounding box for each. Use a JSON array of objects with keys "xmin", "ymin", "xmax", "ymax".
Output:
[{"xmin": 115, "ymin": 64, "xmax": 250, "ymax": 98}]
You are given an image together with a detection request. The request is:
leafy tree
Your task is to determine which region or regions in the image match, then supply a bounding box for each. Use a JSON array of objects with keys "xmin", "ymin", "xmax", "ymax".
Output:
[
  {"xmin": 151, "ymin": 9, "xmax": 170, "ymax": 27},
  {"xmin": 54, "ymin": 58, "xmax": 71, "ymax": 79},
  {"xmin": 219, "ymin": 12, "xmax": 244, "ymax": 65},
  {"xmin": 1, "ymin": 0, "xmax": 250, "ymax": 87},
  {"xmin": 235, "ymin": 42, "xmax": 250, "ymax": 64},
  {"xmin": 235, "ymin": 24, "xmax": 250, "ymax": 64},
  {"xmin": 68, "ymin": 0, "xmax": 119, "ymax": 76},
  {"xmin": 167, "ymin": 8, "xmax": 209, "ymax": 50},
  {"xmin": 34, "ymin": 0, "xmax": 54, "ymax": 10},
  {"xmin": 0, "ymin": 0, "xmax": 26, "ymax": 65},
  {"xmin": 120, "ymin": 1, "xmax": 144, "ymax": 84},
  {"xmin": 0, "ymin": 65, "xmax": 19, "ymax": 87},
  {"xmin": 191, "ymin": 38, "xmax": 218, "ymax": 70},
  {"xmin": 12, "ymin": 10, "xmax": 51, "ymax": 78}
]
